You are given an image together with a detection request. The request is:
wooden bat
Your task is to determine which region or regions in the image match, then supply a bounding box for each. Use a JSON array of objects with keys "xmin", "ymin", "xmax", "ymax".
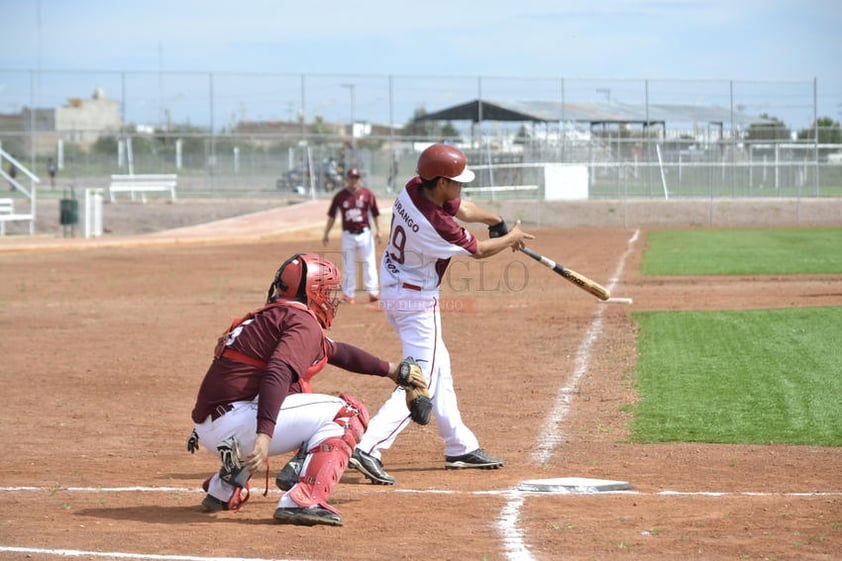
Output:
[{"xmin": 519, "ymin": 246, "xmax": 611, "ymax": 301}]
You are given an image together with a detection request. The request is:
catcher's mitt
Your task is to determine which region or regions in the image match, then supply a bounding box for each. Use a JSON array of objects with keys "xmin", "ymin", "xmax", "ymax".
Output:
[
  {"xmin": 393, "ymin": 357, "xmax": 432, "ymax": 425},
  {"xmin": 394, "ymin": 357, "xmax": 427, "ymax": 390},
  {"xmin": 405, "ymin": 385, "xmax": 432, "ymax": 425}
]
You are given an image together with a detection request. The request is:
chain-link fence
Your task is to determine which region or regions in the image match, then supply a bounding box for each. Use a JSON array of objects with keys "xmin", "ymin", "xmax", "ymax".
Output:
[{"xmin": 1, "ymin": 70, "xmax": 840, "ymax": 199}]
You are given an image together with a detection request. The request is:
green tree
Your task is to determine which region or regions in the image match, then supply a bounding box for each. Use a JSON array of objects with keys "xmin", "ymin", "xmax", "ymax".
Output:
[
  {"xmin": 402, "ymin": 107, "xmax": 441, "ymax": 139},
  {"xmin": 797, "ymin": 117, "xmax": 842, "ymax": 144},
  {"xmin": 513, "ymin": 124, "xmax": 531, "ymax": 145},
  {"xmin": 439, "ymin": 121, "xmax": 461, "ymax": 143},
  {"xmin": 745, "ymin": 114, "xmax": 791, "ymax": 143}
]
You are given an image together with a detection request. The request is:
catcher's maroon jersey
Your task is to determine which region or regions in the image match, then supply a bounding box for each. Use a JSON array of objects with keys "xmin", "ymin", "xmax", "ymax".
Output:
[
  {"xmin": 192, "ymin": 303, "xmax": 389, "ymax": 436},
  {"xmin": 326, "ymin": 187, "xmax": 379, "ymax": 233}
]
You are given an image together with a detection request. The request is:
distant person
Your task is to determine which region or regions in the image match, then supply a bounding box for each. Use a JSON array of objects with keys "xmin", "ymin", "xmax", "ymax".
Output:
[
  {"xmin": 47, "ymin": 158, "xmax": 57, "ymax": 189},
  {"xmin": 323, "ymin": 168, "xmax": 382, "ymax": 304},
  {"xmin": 387, "ymin": 151, "xmax": 399, "ymax": 192},
  {"xmin": 7, "ymin": 159, "xmax": 17, "ymax": 191}
]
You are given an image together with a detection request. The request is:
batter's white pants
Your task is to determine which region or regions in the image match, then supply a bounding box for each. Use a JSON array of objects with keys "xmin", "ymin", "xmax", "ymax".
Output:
[
  {"xmin": 194, "ymin": 393, "xmax": 347, "ymax": 507},
  {"xmin": 340, "ymin": 229, "xmax": 379, "ymax": 298},
  {"xmin": 357, "ymin": 286, "xmax": 480, "ymax": 459}
]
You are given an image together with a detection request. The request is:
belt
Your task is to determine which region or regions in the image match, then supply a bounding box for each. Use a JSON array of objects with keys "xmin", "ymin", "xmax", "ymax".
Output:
[
  {"xmin": 402, "ymin": 282, "xmax": 422, "ymax": 291},
  {"xmin": 347, "ymin": 228, "xmax": 368, "ymax": 235},
  {"xmin": 210, "ymin": 403, "xmax": 234, "ymax": 421}
]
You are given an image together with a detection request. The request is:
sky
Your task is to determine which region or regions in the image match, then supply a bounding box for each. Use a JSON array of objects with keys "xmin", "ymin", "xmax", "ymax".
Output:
[{"xmin": 1, "ymin": 0, "xmax": 840, "ymax": 130}]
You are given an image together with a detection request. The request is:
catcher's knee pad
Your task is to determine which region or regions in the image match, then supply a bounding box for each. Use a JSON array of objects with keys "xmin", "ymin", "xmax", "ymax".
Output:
[
  {"xmin": 288, "ymin": 436, "xmax": 352, "ymax": 508},
  {"xmin": 216, "ymin": 436, "xmax": 251, "ymax": 489},
  {"xmin": 287, "ymin": 396, "xmax": 368, "ymax": 509},
  {"xmin": 337, "ymin": 392, "xmax": 369, "ymax": 443}
]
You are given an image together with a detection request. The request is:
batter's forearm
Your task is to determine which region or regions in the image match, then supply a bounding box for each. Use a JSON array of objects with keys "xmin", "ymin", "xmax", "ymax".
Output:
[{"xmin": 456, "ymin": 199, "xmax": 501, "ymax": 226}]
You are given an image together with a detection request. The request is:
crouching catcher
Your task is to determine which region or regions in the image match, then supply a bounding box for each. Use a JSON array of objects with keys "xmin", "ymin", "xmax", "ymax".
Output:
[{"xmin": 189, "ymin": 253, "xmax": 418, "ymax": 526}]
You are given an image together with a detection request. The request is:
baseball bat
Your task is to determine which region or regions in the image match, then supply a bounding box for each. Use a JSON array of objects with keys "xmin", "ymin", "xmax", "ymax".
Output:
[{"xmin": 519, "ymin": 246, "xmax": 611, "ymax": 301}]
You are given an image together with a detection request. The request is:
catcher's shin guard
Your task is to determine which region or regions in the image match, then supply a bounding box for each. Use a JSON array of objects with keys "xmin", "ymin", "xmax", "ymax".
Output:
[{"xmin": 288, "ymin": 394, "xmax": 369, "ymax": 510}]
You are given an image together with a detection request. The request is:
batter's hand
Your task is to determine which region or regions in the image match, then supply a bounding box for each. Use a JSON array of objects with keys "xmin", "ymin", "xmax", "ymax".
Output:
[
  {"xmin": 507, "ymin": 221, "xmax": 534, "ymax": 252},
  {"xmin": 244, "ymin": 433, "xmax": 271, "ymax": 473}
]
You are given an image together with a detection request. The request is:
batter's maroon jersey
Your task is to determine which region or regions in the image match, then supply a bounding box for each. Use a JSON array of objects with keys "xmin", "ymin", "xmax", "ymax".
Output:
[
  {"xmin": 327, "ymin": 187, "xmax": 380, "ymax": 233},
  {"xmin": 191, "ymin": 303, "xmax": 389, "ymax": 435}
]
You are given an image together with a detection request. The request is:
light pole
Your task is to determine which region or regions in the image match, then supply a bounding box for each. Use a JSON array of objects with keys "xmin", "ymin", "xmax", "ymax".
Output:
[
  {"xmin": 340, "ymin": 83, "xmax": 355, "ymax": 144},
  {"xmin": 596, "ymin": 88, "xmax": 611, "ymax": 103}
]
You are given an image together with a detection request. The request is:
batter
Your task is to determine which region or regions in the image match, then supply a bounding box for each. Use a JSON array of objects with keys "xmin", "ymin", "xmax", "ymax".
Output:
[{"xmin": 350, "ymin": 144, "xmax": 534, "ymax": 485}]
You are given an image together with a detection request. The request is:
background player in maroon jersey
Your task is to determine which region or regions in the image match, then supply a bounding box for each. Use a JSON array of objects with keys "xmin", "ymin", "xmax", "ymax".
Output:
[{"xmin": 323, "ymin": 168, "xmax": 382, "ymax": 304}]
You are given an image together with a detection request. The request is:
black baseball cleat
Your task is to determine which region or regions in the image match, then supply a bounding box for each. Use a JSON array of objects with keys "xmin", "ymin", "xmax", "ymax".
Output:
[
  {"xmin": 275, "ymin": 448, "xmax": 307, "ymax": 491},
  {"xmin": 273, "ymin": 506, "xmax": 343, "ymax": 527},
  {"xmin": 201, "ymin": 494, "xmax": 229, "ymax": 512},
  {"xmin": 445, "ymin": 449, "xmax": 504, "ymax": 470},
  {"xmin": 349, "ymin": 449, "xmax": 396, "ymax": 485}
]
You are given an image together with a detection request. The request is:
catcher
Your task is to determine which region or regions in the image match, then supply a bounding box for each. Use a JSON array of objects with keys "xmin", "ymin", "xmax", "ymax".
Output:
[{"xmin": 187, "ymin": 252, "xmax": 429, "ymax": 527}]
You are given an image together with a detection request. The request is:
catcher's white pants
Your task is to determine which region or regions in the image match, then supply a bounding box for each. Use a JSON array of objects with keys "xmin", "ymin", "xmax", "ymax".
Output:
[
  {"xmin": 195, "ymin": 393, "xmax": 346, "ymax": 506},
  {"xmin": 357, "ymin": 286, "xmax": 480, "ymax": 459},
  {"xmin": 340, "ymin": 229, "xmax": 379, "ymax": 298}
]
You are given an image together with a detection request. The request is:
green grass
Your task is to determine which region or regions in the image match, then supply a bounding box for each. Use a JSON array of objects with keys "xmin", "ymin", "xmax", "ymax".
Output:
[
  {"xmin": 630, "ymin": 307, "xmax": 842, "ymax": 446},
  {"xmin": 642, "ymin": 227, "xmax": 842, "ymax": 275}
]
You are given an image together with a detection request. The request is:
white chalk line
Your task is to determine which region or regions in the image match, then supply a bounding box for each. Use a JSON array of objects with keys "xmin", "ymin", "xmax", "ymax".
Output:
[
  {"xmin": 0, "ymin": 546, "xmax": 307, "ymax": 561},
  {"xmin": 503, "ymin": 229, "xmax": 640, "ymax": 561},
  {"xmin": 0, "ymin": 546, "xmax": 306, "ymax": 561},
  {"xmin": 1, "ymin": 486, "xmax": 839, "ymax": 497},
  {"xmin": 3, "ymin": 483, "xmax": 840, "ymax": 561}
]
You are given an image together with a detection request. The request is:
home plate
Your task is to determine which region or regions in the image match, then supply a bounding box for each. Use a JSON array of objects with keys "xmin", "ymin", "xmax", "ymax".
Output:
[{"xmin": 518, "ymin": 477, "xmax": 632, "ymax": 494}]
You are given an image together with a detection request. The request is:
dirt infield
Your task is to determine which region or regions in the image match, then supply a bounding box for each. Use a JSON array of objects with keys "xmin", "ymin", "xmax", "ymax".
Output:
[{"xmin": 1, "ymin": 202, "xmax": 841, "ymax": 561}]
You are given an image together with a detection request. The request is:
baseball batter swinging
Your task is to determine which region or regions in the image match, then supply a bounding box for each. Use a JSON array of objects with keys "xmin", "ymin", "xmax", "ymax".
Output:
[
  {"xmin": 349, "ymin": 144, "xmax": 534, "ymax": 484},
  {"xmin": 188, "ymin": 253, "xmax": 426, "ymax": 526}
]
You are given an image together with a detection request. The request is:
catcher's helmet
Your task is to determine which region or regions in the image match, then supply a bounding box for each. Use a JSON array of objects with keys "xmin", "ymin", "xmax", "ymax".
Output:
[
  {"xmin": 417, "ymin": 144, "xmax": 475, "ymax": 183},
  {"xmin": 267, "ymin": 253, "xmax": 342, "ymax": 329}
]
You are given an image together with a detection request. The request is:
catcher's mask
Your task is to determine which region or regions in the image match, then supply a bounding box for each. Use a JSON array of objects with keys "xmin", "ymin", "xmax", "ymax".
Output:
[
  {"xmin": 267, "ymin": 253, "xmax": 342, "ymax": 329},
  {"xmin": 417, "ymin": 143, "xmax": 475, "ymax": 183}
]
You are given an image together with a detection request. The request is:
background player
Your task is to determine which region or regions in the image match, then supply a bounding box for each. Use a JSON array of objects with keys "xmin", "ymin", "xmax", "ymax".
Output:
[
  {"xmin": 350, "ymin": 144, "xmax": 534, "ymax": 485},
  {"xmin": 190, "ymin": 253, "xmax": 422, "ymax": 526},
  {"xmin": 323, "ymin": 168, "xmax": 382, "ymax": 304}
]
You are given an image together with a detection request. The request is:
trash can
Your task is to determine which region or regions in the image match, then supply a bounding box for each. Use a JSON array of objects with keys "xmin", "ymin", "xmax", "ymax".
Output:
[
  {"xmin": 60, "ymin": 198, "xmax": 79, "ymax": 226},
  {"xmin": 60, "ymin": 187, "xmax": 79, "ymax": 237}
]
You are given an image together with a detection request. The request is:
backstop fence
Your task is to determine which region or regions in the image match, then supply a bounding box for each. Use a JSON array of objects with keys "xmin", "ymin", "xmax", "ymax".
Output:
[{"xmin": 0, "ymin": 70, "xmax": 840, "ymax": 200}]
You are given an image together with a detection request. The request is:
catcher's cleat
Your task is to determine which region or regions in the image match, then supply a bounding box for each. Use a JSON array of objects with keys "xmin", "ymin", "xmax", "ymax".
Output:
[
  {"xmin": 273, "ymin": 506, "xmax": 343, "ymax": 527},
  {"xmin": 201, "ymin": 494, "xmax": 229, "ymax": 512},
  {"xmin": 349, "ymin": 449, "xmax": 395, "ymax": 485},
  {"xmin": 200, "ymin": 479, "xmax": 250, "ymax": 512},
  {"xmin": 445, "ymin": 448, "xmax": 504, "ymax": 470},
  {"xmin": 275, "ymin": 448, "xmax": 307, "ymax": 491}
]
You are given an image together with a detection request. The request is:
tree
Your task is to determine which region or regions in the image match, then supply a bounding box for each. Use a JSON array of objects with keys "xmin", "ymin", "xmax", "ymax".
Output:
[
  {"xmin": 745, "ymin": 114, "xmax": 791, "ymax": 143},
  {"xmin": 797, "ymin": 117, "xmax": 842, "ymax": 144},
  {"xmin": 439, "ymin": 121, "xmax": 461, "ymax": 143},
  {"xmin": 513, "ymin": 124, "xmax": 531, "ymax": 145},
  {"xmin": 402, "ymin": 107, "xmax": 441, "ymax": 139}
]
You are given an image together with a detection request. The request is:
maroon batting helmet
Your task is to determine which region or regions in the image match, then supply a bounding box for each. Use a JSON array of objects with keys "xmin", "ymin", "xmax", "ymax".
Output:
[{"xmin": 417, "ymin": 144, "xmax": 475, "ymax": 183}]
